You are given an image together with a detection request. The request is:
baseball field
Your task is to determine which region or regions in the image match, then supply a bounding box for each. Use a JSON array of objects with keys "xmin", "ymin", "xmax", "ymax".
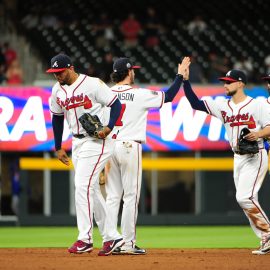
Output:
[{"xmin": 0, "ymin": 226, "xmax": 269, "ymax": 270}]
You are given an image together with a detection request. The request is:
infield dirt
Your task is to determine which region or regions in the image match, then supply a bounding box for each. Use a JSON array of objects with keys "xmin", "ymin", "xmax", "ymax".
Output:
[{"xmin": 0, "ymin": 248, "xmax": 269, "ymax": 270}]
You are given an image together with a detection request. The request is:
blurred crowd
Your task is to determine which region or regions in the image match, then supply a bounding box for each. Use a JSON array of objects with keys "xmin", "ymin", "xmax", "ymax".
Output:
[
  {"xmin": 1, "ymin": 2, "xmax": 269, "ymax": 86},
  {"xmin": 0, "ymin": 42, "xmax": 23, "ymax": 85}
]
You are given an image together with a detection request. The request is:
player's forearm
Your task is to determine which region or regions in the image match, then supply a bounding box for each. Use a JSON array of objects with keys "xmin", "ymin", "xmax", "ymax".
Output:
[
  {"xmin": 183, "ymin": 80, "xmax": 208, "ymax": 113},
  {"xmin": 52, "ymin": 114, "xmax": 64, "ymax": 151},
  {"xmin": 164, "ymin": 75, "xmax": 183, "ymax": 102},
  {"xmin": 107, "ymin": 98, "xmax": 121, "ymax": 130},
  {"xmin": 257, "ymin": 126, "xmax": 270, "ymax": 138}
]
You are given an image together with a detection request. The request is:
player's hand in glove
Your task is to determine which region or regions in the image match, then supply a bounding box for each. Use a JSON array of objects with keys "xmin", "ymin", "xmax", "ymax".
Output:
[
  {"xmin": 79, "ymin": 113, "xmax": 111, "ymax": 139},
  {"xmin": 56, "ymin": 149, "xmax": 70, "ymax": 166},
  {"xmin": 97, "ymin": 126, "xmax": 111, "ymax": 139},
  {"xmin": 237, "ymin": 128, "xmax": 259, "ymax": 155}
]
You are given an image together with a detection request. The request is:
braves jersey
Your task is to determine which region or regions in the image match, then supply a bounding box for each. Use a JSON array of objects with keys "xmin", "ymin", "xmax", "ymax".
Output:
[
  {"xmin": 50, "ymin": 74, "xmax": 117, "ymax": 135},
  {"xmin": 110, "ymin": 85, "xmax": 165, "ymax": 143},
  {"xmin": 204, "ymin": 96, "xmax": 270, "ymax": 151}
]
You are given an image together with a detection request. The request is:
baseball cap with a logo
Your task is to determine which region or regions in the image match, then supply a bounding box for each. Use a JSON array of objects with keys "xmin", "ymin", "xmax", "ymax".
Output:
[
  {"xmin": 219, "ymin": 69, "xmax": 247, "ymax": 84},
  {"xmin": 113, "ymin": 57, "xmax": 141, "ymax": 73},
  {"xmin": 46, "ymin": 54, "xmax": 72, "ymax": 73},
  {"xmin": 262, "ymin": 74, "xmax": 270, "ymax": 81}
]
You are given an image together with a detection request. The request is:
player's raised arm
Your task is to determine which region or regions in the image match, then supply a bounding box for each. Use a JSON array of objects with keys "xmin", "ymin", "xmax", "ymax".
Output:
[
  {"xmin": 182, "ymin": 65, "xmax": 208, "ymax": 113},
  {"xmin": 164, "ymin": 56, "xmax": 191, "ymax": 103}
]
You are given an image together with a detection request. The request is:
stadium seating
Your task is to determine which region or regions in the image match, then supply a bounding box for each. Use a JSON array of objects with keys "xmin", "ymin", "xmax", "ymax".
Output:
[{"xmin": 16, "ymin": 0, "xmax": 270, "ymax": 83}]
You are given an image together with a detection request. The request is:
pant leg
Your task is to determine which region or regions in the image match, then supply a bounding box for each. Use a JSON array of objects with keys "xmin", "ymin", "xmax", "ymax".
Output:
[
  {"xmin": 72, "ymin": 138, "xmax": 114, "ymax": 244},
  {"xmin": 235, "ymin": 150, "xmax": 270, "ymax": 238},
  {"xmin": 104, "ymin": 142, "xmax": 123, "ymax": 240},
  {"xmin": 93, "ymin": 179, "xmax": 107, "ymax": 240},
  {"xmin": 120, "ymin": 141, "xmax": 142, "ymax": 247},
  {"xmin": 90, "ymin": 138, "xmax": 119, "ymax": 242}
]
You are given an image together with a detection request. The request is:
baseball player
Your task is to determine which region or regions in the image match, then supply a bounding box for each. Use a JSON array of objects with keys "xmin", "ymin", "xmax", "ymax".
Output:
[
  {"xmin": 182, "ymin": 66, "xmax": 270, "ymax": 255},
  {"xmin": 262, "ymin": 73, "xmax": 270, "ymax": 96},
  {"xmin": 262, "ymin": 74, "xmax": 270, "ymax": 153},
  {"xmin": 47, "ymin": 53, "xmax": 125, "ymax": 256},
  {"xmin": 104, "ymin": 56, "xmax": 191, "ymax": 255}
]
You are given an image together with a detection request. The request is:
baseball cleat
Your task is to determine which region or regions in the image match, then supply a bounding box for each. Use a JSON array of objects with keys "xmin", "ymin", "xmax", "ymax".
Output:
[
  {"xmin": 252, "ymin": 235, "xmax": 270, "ymax": 255},
  {"xmin": 261, "ymin": 236, "xmax": 270, "ymax": 253},
  {"xmin": 112, "ymin": 245, "xmax": 146, "ymax": 255},
  {"xmin": 98, "ymin": 238, "xmax": 124, "ymax": 256},
  {"xmin": 252, "ymin": 249, "xmax": 270, "ymax": 255},
  {"xmin": 68, "ymin": 240, "xmax": 93, "ymax": 254}
]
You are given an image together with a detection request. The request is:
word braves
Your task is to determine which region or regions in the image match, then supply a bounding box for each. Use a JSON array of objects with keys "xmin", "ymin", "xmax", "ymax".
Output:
[
  {"xmin": 221, "ymin": 111, "xmax": 256, "ymax": 128},
  {"xmin": 56, "ymin": 94, "xmax": 92, "ymax": 110}
]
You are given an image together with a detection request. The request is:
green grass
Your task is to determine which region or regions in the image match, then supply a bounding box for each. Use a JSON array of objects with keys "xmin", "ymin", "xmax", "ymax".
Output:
[{"xmin": 0, "ymin": 226, "xmax": 259, "ymax": 248}]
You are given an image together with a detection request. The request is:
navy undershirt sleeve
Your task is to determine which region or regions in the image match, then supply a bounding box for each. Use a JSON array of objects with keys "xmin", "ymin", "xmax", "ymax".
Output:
[
  {"xmin": 52, "ymin": 114, "xmax": 64, "ymax": 151},
  {"xmin": 107, "ymin": 98, "xmax": 121, "ymax": 130},
  {"xmin": 164, "ymin": 75, "xmax": 183, "ymax": 103},
  {"xmin": 183, "ymin": 80, "xmax": 208, "ymax": 113}
]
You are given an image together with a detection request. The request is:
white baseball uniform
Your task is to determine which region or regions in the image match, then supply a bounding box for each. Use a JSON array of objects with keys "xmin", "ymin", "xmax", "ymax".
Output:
[
  {"xmin": 50, "ymin": 74, "xmax": 118, "ymax": 243},
  {"xmin": 105, "ymin": 84, "xmax": 164, "ymax": 248},
  {"xmin": 204, "ymin": 96, "xmax": 270, "ymax": 238}
]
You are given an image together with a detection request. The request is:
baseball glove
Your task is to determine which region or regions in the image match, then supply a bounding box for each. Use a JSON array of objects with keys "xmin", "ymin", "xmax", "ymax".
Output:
[
  {"xmin": 237, "ymin": 128, "xmax": 259, "ymax": 155},
  {"xmin": 79, "ymin": 113, "xmax": 104, "ymax": 139}
]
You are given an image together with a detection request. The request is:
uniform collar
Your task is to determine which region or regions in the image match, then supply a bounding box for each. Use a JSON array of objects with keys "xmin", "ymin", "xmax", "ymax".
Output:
[{"xmin": 111, "ymin": 84, "xmax": 132, "ymax": 91}]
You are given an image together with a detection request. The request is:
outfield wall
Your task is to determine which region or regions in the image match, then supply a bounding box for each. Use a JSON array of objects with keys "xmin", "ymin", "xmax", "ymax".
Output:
[{"xmin": 16, "ymin": 156, "xmax": 270, "ymax": 226}]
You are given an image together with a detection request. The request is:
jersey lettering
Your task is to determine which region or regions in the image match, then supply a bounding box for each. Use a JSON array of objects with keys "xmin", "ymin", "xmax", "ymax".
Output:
[
  {"xmin": 56, "ymin": 94, "xmax": 92, "ymax": 110},
  {"xmin": 221, "ymin": 111, "xmax": 256, "ymax": 128},
  {"xmin": 115, "ymin": 104, "xmax": 126, "ymax": 126},
  {"xmin": 117, "ymin": 92, "xmax": 134, "ymax": 102}
]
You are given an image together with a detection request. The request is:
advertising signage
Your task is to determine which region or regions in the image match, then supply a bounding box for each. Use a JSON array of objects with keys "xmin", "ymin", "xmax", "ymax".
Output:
[{"xmin": 0, "ymin": 85, "xmax": 267, "ymax": 152}]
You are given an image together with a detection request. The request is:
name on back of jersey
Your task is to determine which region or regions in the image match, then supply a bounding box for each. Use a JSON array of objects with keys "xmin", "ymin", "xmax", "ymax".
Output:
[{"xmin": 117, "ymin": 92, "xmax": 134, "ymax": 102}]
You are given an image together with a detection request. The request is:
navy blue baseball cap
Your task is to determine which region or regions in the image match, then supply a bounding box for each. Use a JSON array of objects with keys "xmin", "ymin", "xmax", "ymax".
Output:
[
  {"xmin": 219, "ymin": 69, "xmax": 247, "ymax": 84},
  {"xmin": 113, "ymin": 57, "xmax": 141, "ymax": 73},
  {"xmin": 46, "ymin": 54, "xmax": 72, "ymax": 73},
  {"xmin": 262, "ymin": 74, "xmax": 270, "ymax": 81}
]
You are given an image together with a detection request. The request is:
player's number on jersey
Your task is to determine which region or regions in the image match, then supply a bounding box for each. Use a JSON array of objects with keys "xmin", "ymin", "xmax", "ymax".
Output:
[{"xmin": 115, "ymin": 104, "xmax": 126, "ymax": 126}]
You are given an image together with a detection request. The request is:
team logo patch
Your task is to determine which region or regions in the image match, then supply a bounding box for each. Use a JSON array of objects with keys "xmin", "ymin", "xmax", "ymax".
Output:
[{"xmin": 52, "ymin": 61, "xmax": 58, "ymax": 67}]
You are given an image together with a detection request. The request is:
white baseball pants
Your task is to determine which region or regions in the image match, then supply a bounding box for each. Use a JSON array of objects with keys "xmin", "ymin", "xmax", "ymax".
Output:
[
  {"xmin": 234, "ymin": 149, "xmax": 270, "ymax": 238},
  {"xmin": 105, "ymin": 140, "xmax": 142, "ymax": 248},
  {"xmin": 72, "ymin": 137, "xmax": 115, "ymax": 244}
]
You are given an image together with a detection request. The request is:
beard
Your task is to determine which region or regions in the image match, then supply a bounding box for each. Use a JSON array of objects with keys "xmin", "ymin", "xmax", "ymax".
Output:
[{"xmin": 227, "ymin": 90, "xmax": 237, "ymax": 96}]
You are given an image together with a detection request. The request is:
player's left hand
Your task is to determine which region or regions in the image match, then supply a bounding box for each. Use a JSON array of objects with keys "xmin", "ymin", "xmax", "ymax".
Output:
[
  {"xmin": 97, "ymin": 126, "xmax": 111, "ymax": 139},
  {"xmin": 56, "ymin": 149, "xmax": 70, "ymax": 166},
  {"xmin": 244, "ymin": 131, "xmax": 259, "ymax": 141}
]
